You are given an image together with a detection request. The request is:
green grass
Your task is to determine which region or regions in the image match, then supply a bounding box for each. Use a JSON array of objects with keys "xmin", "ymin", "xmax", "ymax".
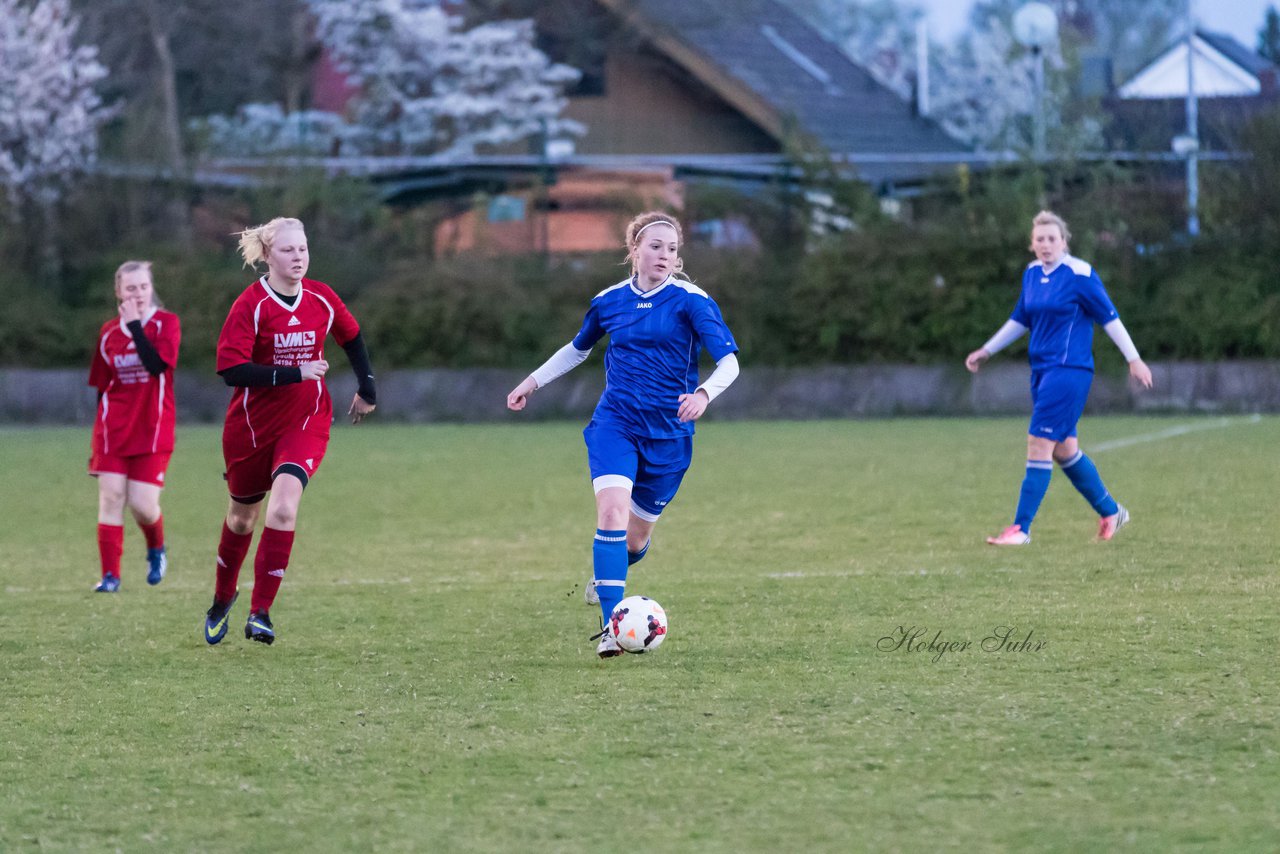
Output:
[{"xmin": 2, "ymin": 417, "xmax": 1278, "ymax": 851}]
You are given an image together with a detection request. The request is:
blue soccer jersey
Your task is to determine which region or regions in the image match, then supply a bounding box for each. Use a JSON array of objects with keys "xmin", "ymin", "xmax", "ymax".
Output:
[
  {"xmin": 572, "ymin": 276, "xmax": 738, "ymax": 438},
  {"xmin": 1010, "ymin": 254, "xmax": 1120, "ymax": 372}
]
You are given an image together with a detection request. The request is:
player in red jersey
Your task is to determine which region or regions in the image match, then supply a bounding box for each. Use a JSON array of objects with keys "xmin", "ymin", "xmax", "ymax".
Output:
[
  {"xmin": 203, "ymin": 217, "xmax": 377, "ymax": 645},
  {"xmin": 87, "ymin": 260, "xmax": 181, "ymax": 592}
]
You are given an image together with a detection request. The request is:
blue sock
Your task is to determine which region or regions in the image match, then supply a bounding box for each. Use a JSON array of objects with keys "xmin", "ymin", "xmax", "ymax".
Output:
[
  {"xmin": 593, "ymin": 528, "xmax": 628, "ymax": 624},
  {"xmin": 1058, "ymin": 450, "xmax": 1119, "ymax": 517},
  {"xmin": 1013, "ymin": 460, "xmax": 1054, "ymax": 533},
  {"xmin": 627, "ymin": 540, "xmax": 650, "ymax": 566}
]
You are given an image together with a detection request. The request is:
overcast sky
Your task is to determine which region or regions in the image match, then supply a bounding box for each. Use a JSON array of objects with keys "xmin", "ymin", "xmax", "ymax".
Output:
[{"xmin": 916, "ymin": 0, "xmax": 1276, "ymax": 49}]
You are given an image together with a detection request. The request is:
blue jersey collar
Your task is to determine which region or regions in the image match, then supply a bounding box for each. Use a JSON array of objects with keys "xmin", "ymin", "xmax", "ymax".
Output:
[
  {"xmin": 1037, "ymin": 255, "xmax": 1069, "ymax": 276},
  {"xmin": 630, "ymin": 274, "xmax": 674, "ymax": 297}
]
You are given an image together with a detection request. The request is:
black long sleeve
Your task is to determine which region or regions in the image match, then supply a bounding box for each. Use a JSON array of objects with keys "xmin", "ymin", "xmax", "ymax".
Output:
[
  {"xmin": 342, "ymin": 332, "xmax": 377, "ymax": 404},
  {"xmin": 218, "ymin": 363, "xmax": 303, "ymax": 388},
  {"xmin": 125, "ymin": 320, "xmax": 168, "ymax": 375}
]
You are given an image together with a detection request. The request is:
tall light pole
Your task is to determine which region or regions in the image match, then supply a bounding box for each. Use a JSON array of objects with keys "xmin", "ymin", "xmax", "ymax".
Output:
[
  {"xmin": 1185, "ymin": 0, "xmax": 1200, "ymax": 236},
  {"xmin": 1013, "ymin": 3, "xmax": 1059, "ymax": 160}
]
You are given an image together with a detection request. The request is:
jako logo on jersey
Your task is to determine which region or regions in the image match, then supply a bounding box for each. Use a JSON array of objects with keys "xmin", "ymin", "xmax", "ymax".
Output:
[
  {"xmin": 274, "ymin": 330, "xmax": 316, "ymax": 348},
  {"xmin": 636, "ymin": 302, "xmax": 653, "ymax": 309},
  {"xmin": 113, "ymin": 353, "xmax": 141, "ymax": 369}
]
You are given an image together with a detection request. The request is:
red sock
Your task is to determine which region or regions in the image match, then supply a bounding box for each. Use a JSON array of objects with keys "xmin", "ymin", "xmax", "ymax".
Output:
[
  {"xmin": 215, "ymin": 522, "xmax": 253, "ymax": 604},
  {"xmin": 250, "ymin": 526, "xmax": 295, "ymax": 614},
  {"xmin": 97, "ymin": 523, "xmax": 124, "ymax": 579},
  {"xmin": 139, "ymin": 515, "xmax": 165, "ymax": 550}
]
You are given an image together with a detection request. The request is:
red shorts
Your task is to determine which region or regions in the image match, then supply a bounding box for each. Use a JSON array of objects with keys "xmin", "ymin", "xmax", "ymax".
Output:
[
  {"xmin": 89, "ymin": 451, "xmax": 172, "ymax": 487},
  {"xmin": 223, "ymin": 428, "xmax": 329, "ymax": 500}
]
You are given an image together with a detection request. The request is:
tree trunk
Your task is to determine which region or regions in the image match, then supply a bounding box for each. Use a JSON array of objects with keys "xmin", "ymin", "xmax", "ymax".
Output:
[
  {"xmin": 36, "ymin": 193, "xmax": 63, "ymax": 293},
  {"xmin": 143, "ymin": 0, "xmax": 192, "ymax": 245}
]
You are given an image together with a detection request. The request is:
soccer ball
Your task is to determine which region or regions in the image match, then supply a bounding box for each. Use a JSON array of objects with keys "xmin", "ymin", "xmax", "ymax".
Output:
[{"xmin": 608, "ymin": 596, "xmax": 668, "ymax": 654}]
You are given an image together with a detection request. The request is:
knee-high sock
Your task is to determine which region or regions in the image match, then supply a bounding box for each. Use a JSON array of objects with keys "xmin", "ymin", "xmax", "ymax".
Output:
[
  {"xmin": 250, "ymin": 526, "xmax": 295, "ymax": 614},
  {"xmin": 215, "ymin": 522, "xmax": 252, "ymax": 605},
  {"xmin": 138, "ymin": 515, "xmax": 164, "ymax": 550},
  {"xmin": 1014, "ymin": 460, "xmax": 1054, "ymax": 533},
  {"xmin": 1058, "ymin": 450, "xmax": 1119, "ymax": 517},
  {"xmin": 627, "ymin": 539, "xmax": 650, "ymax": 566},
  {"xmin": 594, "ymin": 528, "xmax": 628, "ymax": 624},
  {"xmin": 97, "ymin": 523, "xmax": 123, "ymax": 579}
]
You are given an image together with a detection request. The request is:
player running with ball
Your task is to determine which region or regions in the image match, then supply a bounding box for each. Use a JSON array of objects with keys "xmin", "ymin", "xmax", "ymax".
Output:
[{"xmin": 507, "ymin": 211, "xmax": 740, "ymax": 657}]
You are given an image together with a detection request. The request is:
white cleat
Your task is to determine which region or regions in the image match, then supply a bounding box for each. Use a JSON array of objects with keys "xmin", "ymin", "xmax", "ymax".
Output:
[
  {"xmin": 986, "ymin": 524, "xmax": 1031, "ymax": 546},
  {"xmin": 596, "ymin": 632, "xmax": 624, "ymax": 658},
  {"xmin": 1098, "ymin": 505, "xmax": 1130, "ymax": 541},
  {"xmin": 584, "ymin": 579, "xmax": 599, "ymax": 606}
]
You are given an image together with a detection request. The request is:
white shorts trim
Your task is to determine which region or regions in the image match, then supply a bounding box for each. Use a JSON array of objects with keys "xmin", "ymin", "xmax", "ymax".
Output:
[
  {"xmin": 630, "ymin": 501, "xmax": 661, "ymax": 523},
  {"xmin": 592, "ymin": 474, "xmax": 633, "ymax": 493}
]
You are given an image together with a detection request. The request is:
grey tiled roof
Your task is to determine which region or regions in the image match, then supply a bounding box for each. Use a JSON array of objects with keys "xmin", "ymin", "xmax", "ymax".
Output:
[
  {"xmin": 1197, "ymin": 29, "xmax": 1275, "ymax": 77},
  {"xmin": 619, "ymin": 0, "xmax": 967, "ymax": 155}
]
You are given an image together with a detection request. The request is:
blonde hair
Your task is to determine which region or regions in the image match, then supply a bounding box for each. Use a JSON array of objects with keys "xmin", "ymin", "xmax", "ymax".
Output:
[
  {"xmin": 1030, "ymin": 210, "xmax": 1071, "ymax": 245},
  {"xmin": 623, "ymin": 211, "xmax": 688, "ymax": 280},
  {"xmin": 114, "ymin": 260, "xmax": 161, "ymax": 307},
  {"xmin": 236, "ymin": 217, "xmax": 305, "ymax": 269}
]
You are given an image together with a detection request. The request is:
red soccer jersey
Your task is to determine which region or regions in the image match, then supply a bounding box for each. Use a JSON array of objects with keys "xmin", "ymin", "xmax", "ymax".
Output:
[
  {"xmin": 216, "ymin": 277, "xmax": 361, "ymax": 449},
  {"xmin": 88, "ymin": 309, "xmax": 181, "ymax": 457}
]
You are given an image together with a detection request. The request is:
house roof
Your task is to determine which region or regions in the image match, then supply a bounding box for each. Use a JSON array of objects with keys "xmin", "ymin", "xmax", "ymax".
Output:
[
  {"xmin": 1198, "ymin": 30, "xmax": 1274, "ymax": 77},
  {"xmin": 1117, "ymin": 29, "xmax": 1277, "ymax": 99},
  {"xmin": 595, "ymin": 0, "xmax": 967, "ymax": 156}
]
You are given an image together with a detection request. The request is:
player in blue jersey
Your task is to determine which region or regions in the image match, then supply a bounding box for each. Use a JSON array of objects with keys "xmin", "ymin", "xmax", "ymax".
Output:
[
  {"xmin": 965, "ymin": 210, "xmax": 1153, "ymax": 545},
  {"xmin": 506, "ymin": 211, "xmax": 741, "ymax": 657}
]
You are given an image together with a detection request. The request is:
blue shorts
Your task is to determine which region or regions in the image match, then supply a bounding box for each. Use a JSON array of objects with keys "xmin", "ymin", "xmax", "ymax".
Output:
[
  {"xmin": 1028, "ymin": 367, "xmax": 1092, "ymax": 442},
  {"xmin": 584, "ymin": 420, "xmax": 693, "ymax": 522}
]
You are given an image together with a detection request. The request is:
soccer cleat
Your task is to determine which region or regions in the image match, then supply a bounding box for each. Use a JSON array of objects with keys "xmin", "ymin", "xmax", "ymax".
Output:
[
  {"xmin": 584, "ymin": 579, "xmax": 599, "ymax": 606},
  {"xmin": 596, "ymin": 633, "xmax": 623, "ymax": 658},
  {"xmin": 146, "ymin": 546, "xmax": 167, "ymax": 585},
  {"xmin": 94, "ymin": 575, "xmax": 120, "ymax": 593},
  {"xmin": 986, "ymin": 524, "xmax": 1031, "ymax": 546},
  {"xmin": 245, "ymin": 611, "xmax": 275, "ymax": 645},
  {"xmin": 203, "ymin": 591, "xmax": 238, "ymax": 645},
  {"xmin": 1098, "ymin": 504, "xmax": 1130, "ymax": 541},
  {"xmin": 589, "ymin": 623, "xmax": 624, "ymax": 659}
]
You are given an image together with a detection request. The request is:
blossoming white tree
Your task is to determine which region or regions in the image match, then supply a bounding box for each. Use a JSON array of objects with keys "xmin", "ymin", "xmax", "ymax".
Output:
[
  {"xmin": 199, "ymin": 0, "xmax": 583, "ymax": 158},
  {"xmin": 0, "ymin": 0, "xmax": 109, "ymax": 206}
]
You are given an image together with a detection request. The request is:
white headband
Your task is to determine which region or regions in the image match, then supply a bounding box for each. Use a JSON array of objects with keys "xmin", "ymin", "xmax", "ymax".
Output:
[{"xmin": 635, "ymin": 220, "xmax": 678, "ymax": 241}]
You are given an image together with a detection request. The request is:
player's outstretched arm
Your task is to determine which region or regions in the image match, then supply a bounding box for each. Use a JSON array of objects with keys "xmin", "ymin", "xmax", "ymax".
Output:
[
  {"xmin": 965, "ymin": 348, "xmax": 990, "ymax": 373},
  {"xmin": 340, "ymin": 332, "xmax": 377, "ymax": 423},
  {"xmin": 968, "ymin": 319, "xmax": 1028, "ymax": 373},
  {"xmin": 348, "ymin": 393, "xmax": 375, "ymax": 423},
  {"xmin": 507, "ymin": 376, "xmax": 538, "ymax": 411},
  {"xmin": 1128, "ymin": 358, "xmax": 1153, "ymax": 389},
  {"xmin": 507, "ymin": 342, "xmax": 592, "ymax": 412},
  {"xmin": 1102, "ymin": 319, "xmax": 1153, "ymax": 389}
]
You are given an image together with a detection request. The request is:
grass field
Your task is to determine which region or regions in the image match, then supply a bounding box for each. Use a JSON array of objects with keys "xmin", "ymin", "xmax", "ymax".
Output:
[{"xmin": 2, "ymin": 416, "xmax": 1278, "ymax": 851}]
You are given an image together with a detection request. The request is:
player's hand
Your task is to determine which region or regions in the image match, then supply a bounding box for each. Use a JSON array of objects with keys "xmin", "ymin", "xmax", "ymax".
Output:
[
  {"xmin": 349, "ymin": 393, "xmax": 375, "ymax": 424},
  {"xmin": 677, "ymin": 389, "xmax": 709, "ymax": 422},
  {"xmin": 1129, "ymin": 358, "xmax": 1154, "ymax": 389},
  {"xmin": 507, "ymin": 376, "xmax": 538, "ymax": 411},
  {"xmin": 300, "ymin": 359, "xmax": 329, "ymax": 381},
  {"xmin": 965, "ymin": 348, "xmax": 990, "ymax": 373},
  {"xmin": 118, "ymin": 298, "xmax": 142, "ymax": 324}
]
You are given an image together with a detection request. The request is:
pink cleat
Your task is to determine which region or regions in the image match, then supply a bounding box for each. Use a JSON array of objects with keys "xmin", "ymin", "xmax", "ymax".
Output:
[
  {"xmin": 987, "ymin": 524, "xmax": 1030, "ymax": 546},
  {"xmin": 1097, "ymin": 505, "xmax": 1130, "ymax": 541}
]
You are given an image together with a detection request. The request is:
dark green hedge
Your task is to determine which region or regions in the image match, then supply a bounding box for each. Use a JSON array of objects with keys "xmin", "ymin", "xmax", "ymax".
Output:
[{"xmin": 5, "ymin": 137, "xmax": 1280, "ymax": 371}]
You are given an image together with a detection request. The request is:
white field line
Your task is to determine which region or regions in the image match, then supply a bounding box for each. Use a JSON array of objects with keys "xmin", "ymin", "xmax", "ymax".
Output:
[{"xmin": 1091, "ymin": 414, "xmax": 1262, "ymax": 453}]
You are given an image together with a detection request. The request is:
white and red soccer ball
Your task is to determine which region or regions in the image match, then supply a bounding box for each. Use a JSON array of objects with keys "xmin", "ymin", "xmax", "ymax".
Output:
[{"xmin": 607, "ymin": 596, "xmax": 668, "ymax": 654}]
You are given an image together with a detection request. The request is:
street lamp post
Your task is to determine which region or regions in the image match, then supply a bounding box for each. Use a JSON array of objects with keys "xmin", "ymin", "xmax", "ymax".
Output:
[
  {"xmin": 1013, "ymin": 2, "xmax": 1058, "ymax": 160},
  {"xmin": 1184, "ymin": 0, "xmax": 1200, "ymax": 237}
]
